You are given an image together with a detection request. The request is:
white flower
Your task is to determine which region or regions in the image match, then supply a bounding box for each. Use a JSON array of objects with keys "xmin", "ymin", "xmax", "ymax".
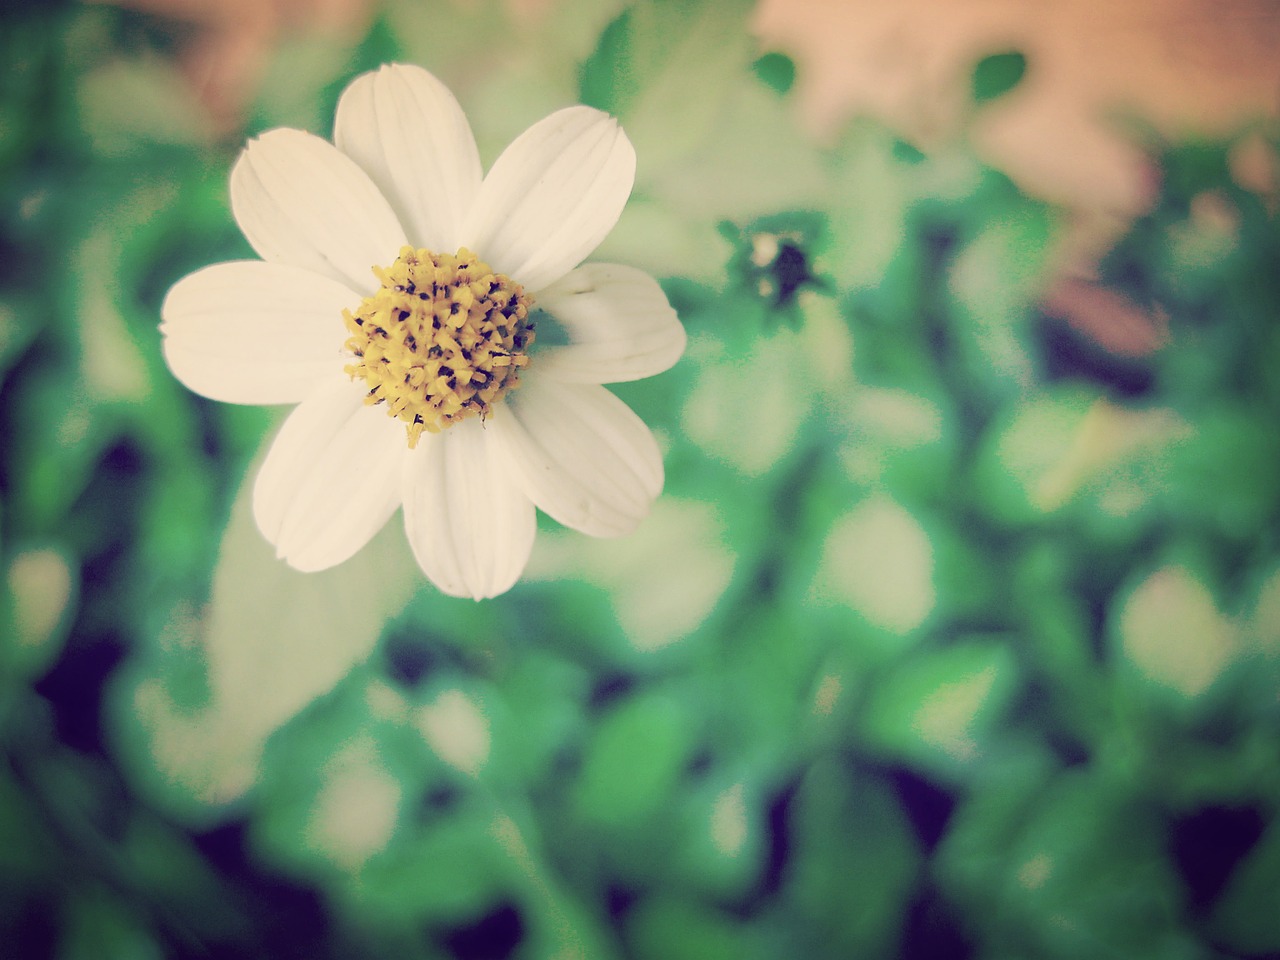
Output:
[{"xmin": 161, "ymin": 64, "xmax": 685, "ymax": 600}]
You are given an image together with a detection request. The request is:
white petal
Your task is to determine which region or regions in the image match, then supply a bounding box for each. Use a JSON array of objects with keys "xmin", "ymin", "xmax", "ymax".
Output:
[
  {"xmin": 230, "ymin": 128, "xmax": 407, "ymax": 292},
  {"xmin": 533, "ymin": 263, "xmax": 686, "ymax": 384},
  {"xmin": 160, "ymin": 260, "xmax": 356, "ymax": 404},
  {"xmin": 461, "ymin": 106, "xmax": 636, "ymax": 293},
  {"xmin": 402, "ymin": 418, "xmax": 536, "ymax": 600},
  {"xmin": 253, "ymin": 377, "xmax": 406, "ymax": 572},
  {"xmin": 334, "ymin": 64, "xmax": 483, "ymax": 255},
  {"xmin": 490, "ymin": 378, "xmax": 663, "ymax": 538}
]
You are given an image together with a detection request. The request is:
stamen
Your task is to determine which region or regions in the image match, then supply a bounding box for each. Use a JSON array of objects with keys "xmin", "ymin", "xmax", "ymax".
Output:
[{"xmin": 344, "ymin": 246, "xmax": 535, "ymax": 447}]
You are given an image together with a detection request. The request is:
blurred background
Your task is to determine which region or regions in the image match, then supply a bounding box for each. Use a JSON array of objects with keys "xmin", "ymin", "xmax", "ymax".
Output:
[{"xmin": 2, "ymin": 0, "xmax": 1279, "ymax": 957}]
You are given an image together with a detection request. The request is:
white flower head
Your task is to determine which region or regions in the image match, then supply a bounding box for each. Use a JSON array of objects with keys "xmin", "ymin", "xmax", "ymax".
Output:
[{"xmin": 161, "ymin": 64, "xmax": 685, "ymax": 600}]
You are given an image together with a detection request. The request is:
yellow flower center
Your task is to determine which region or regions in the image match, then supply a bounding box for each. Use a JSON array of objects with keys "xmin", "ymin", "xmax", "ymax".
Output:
[{"xmin": 344, "ymin": 246, "xmax": 535, "ymax": 447}]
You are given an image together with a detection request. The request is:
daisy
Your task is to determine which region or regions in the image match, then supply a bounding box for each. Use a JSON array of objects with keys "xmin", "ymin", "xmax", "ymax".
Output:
[{"xmin": 161, "ymin": 64, "xmax": 685, "ymax": 600}]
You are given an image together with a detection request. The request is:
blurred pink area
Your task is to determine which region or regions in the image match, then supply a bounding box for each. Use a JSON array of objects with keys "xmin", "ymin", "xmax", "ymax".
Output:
[
  {"xmin": 755, "ymin": 0, "xmax": 1279, "ymax": 354},
  {"xmin": 89, "ymin": 0, "xmax": 378, "ymax": 134},
  {"xmin": 754, "ymin": 0, "xmax": 1279, "ymax": 215},
  {"xmin": 1043, "ymin": 278, "xmax": 1170, "ymax": 358}
]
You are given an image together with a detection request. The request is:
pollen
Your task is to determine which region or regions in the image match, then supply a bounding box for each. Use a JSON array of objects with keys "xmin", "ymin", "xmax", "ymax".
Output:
[{"xmin": 344, "ymin": 246, "xmax": 535, "ymax": 447}]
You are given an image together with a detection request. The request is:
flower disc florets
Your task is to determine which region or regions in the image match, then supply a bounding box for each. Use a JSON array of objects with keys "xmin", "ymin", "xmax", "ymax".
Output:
[{"xmin": 344, "ymin": 246, "xmax": 535, "ymax": 446}]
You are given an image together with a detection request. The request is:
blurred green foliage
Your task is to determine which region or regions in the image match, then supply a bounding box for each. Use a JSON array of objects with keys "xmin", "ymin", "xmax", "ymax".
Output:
[{"xmin": 2, "ymin": 1, "xmax": 1279, "ymax": 958}]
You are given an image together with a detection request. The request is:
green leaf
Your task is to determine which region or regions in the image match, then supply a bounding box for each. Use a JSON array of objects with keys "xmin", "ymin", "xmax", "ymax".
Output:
[
  {"xmin": 579, "ymin": 0, "xmax": 753, "ymax": 138},
  {"xmin": 0, "ymin": 298, "xmax": 38, "ymax": 387},
  {"xmin": 115, "ymin": 463, "xmax": 418, "ymax": 816},
  {"xmin": 970, "ymin": 387, "xmax": 1096, "ymax": 523},
  {"xmin": 529, "ymin": 497, "xmax": 735, "ymax": 652},
  {"xmin": 682, "ymin": 325, "xmax": 819, "ymax": 477},
  {"xmin": 1211, "ymin": 819, "xmax": 1280, "ymax": 955},
  {"xmin": 751, "ymin": 52, "xmax": 795, "ymax": 95},
  {"xmin": 947, "ymin": 200, "xmax": 1057, "ymax": 396},
  {"xmin": 0, "ymin": 768, "xmax": 57, "ymax": 881},
  {"xmin": 627, "ymin": 897, "xmax": 769, "ymax": 960},
  {"xmin": 781, "ymin": 761, "xmax": 919, "ymax": 957},
  {"xmin": 579, "ymin": 5, "xmax": 633, "ymax": 112},
  {"xmin": 667, "ymin": 774, "xmax": 766, "ymax": 900},
  {"xmin": 353, "ymin": 806, "xmax": 516, "ymax": 923},
  {"xmin": 971, "ymin": 51, "xmax": 1027, "ymax": 103},
  {"xmin": 970, "ymin": 771, "xmax": 1192, "ymax": 959},
  {"xmin": 861, "ymin": 639, "xmax": 1018, "ymax": 773},
  {"xmin": 575, "ymin": 690, "xmax": 693, "ymax": 825},
  {"xmin": 834, "ymin": 382, "xmax": 956, "ymax": 500},
  {"xmin": 580, "ymin": 0, "xmax": 828, "ymax": 282},
  {"xmin": 935, "ymin": 740, "xmax": 1057, "ymax": 899},
  {"xmin": 809, "ymin": 495, "xmax": 936, "ymax": 638},
  {"xmin": 2, "ymin": 545, "xmax": 75, "ymax": 683},
  {"xmin": 1112, "ymin": 564, "xmax": 1238, "ymax": 700},
  {"xmin": 58, "ymin": 890, "xmax": 163, "ymax": 960},
  {"xmin": 822, "ymin": 121, "xmax": 914, "ymax": 294},
  {"xmin": 1165, "ymin": 404, "xmax": 1280, "ymax": 544}
]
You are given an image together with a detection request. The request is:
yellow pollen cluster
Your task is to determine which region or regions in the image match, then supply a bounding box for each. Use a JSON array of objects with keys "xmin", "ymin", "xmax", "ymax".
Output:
[{"xmin": 344, "ymin": 246, "xmax": 535, "ymax": 447}]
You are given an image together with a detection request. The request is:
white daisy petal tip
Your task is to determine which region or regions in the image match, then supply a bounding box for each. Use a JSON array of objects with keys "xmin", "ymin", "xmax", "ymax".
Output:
[
  {"xmin": 462, "ymin": 102, "xmax": 639, "ymax": 292},
  {"xmin": 334, "ymin": 63, "xmax": 482, "ymax": 253},
  {"xmin": 228, "ymin": 126, "xmax": 407, "ymax": 291},
  {"xmin": 163, "ymin": 63, "xmax": 680, "ymax": 598},
  {"xmin": 402, "ymin": 422, "xmax": 536, "ymax": 601},
  {"xmin": 249, "ymin": 379, "xmax": 405, "ymax": 572},
  {"xmin": 534, "ymin": 264, "xmax": 687, "ymax": 384},
  {"xmin": 160, "ymin": 261, "xmax": 356, "ymax": 405},
  {"xmin": 491, "ymin": 379, "xmax": 665, "ymax": 541}
]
